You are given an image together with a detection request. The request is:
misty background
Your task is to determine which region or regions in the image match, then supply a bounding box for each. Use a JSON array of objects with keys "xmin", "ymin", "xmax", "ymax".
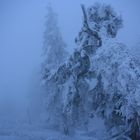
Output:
[{"xmin": 0, "ymin": 0, "xmax": 140, "ymax": 120}]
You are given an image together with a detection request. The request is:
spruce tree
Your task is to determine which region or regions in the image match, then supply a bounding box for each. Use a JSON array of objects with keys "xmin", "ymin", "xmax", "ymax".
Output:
[{"xmin": 42, "ymin": 4, "xmax": 67, "ymax": 80}]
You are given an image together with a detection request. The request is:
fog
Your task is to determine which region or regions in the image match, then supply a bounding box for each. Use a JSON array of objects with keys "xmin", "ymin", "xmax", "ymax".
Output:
[{"xmin": 0, "ymin": 0, "xmax": 140, "ymax": 120}]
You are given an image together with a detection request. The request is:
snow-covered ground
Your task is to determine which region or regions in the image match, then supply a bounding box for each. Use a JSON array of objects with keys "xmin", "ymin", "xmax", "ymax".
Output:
[
  {"xmin": 0, "ymin": 124, "xmax": 97, "ymax": 140},
  {"xmin": 0, "ymin": 116, "xmax": 105, "ymax": 140}
]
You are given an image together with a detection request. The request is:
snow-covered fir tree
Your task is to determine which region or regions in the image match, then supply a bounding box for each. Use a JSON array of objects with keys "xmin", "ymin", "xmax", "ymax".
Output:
[
  {"xmin": 42, "ymin": 4, "xmax": 68, "ymax": 80},
  {"xmin": 43, "ymin": 3, "xmax": 140, "ymax": 140},
  {"xmin": 31, "ymin": 4, "xmax": 68, "ymax": 127}
]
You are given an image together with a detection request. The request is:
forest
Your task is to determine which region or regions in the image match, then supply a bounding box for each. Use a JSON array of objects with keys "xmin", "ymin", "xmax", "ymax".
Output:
[{"xmin": 1, "ymin": 1, "xmax": 140, "ymax": 140}]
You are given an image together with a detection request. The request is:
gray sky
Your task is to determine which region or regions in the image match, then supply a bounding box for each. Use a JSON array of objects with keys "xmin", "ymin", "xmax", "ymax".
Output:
[{"xmin": 0, "ymin": 0, "xmax": 140, "ymax": 100}]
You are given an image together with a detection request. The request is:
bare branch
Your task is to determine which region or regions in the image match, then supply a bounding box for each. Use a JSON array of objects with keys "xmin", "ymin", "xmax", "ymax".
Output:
[{"xmin": 81, "ymin": 4, "xmax": 89, "ymax": 28}]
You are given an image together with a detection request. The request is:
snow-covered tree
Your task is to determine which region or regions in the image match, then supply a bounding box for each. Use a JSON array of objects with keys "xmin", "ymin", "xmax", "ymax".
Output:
[
  {"xmin": 33, "ymin": 4, "xmax": 68, "ymax": 128},
  {"xmin": 91, "ymin": 39, "xmax": 140, "ymax": 140},
  {"xmin": 43, "ymin": 3, "xmax": 140, "ymax": 140},
  {"xmin": 42, "ymin": 4, "xmax": 68, "ymax": 80}
]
